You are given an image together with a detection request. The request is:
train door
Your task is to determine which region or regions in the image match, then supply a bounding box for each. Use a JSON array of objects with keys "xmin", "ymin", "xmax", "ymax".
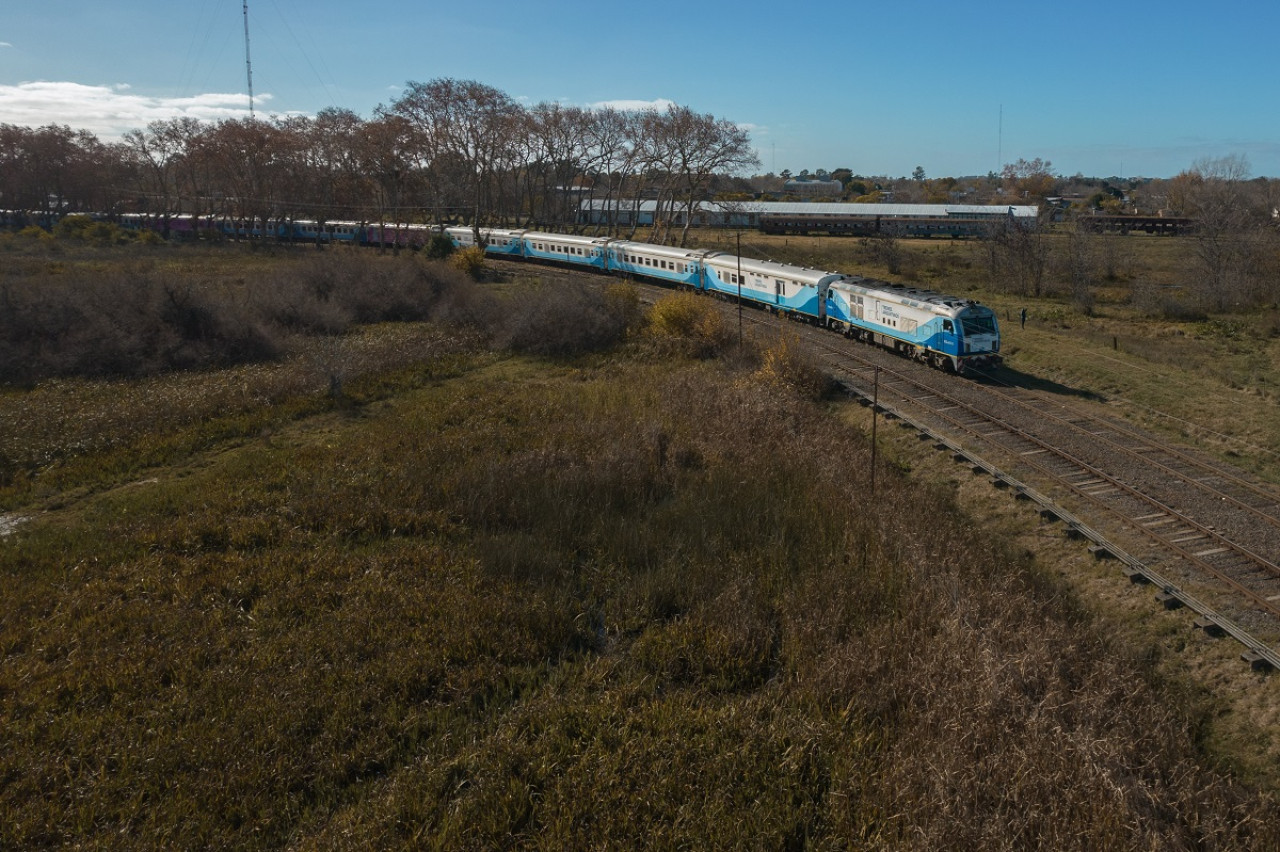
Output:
[
  {"xmin": 775, "ymin": 279, "xmax": 784, "ymax": 306},
  {"xmin": 938, "ymin": 318, "xmax": 958, "ymax": 353}
]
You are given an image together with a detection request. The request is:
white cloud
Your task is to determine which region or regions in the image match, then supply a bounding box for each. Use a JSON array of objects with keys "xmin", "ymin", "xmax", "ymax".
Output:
[
  {"xmin": 588, "ymin": 98, "xmax": 676, "ymax": 113},
  {"xmin": 0, "ymin": 42, "xmax": 13, "ymax": 48},
  {"xmin": 0, "ymin": 81, "xmax": 301, "ymax": 139}
]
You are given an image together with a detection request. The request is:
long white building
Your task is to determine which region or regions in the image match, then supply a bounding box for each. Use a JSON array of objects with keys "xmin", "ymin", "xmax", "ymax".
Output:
[{"xmin": 577, "ymin": 199, "xmax": 1039, "ymax": 228}]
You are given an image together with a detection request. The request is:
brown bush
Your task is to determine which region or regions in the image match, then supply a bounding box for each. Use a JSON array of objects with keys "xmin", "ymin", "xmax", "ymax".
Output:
[
  {"xmin": 0, "ymin": 250, "xmax": 482, "ymax": 384},
  {"xmin": 497, "ymin": 280, "xmax": 630, "ymax": 357},
  {"xmin": 645, "ymin": 291, "xmax": 735, "ymax": 357}
]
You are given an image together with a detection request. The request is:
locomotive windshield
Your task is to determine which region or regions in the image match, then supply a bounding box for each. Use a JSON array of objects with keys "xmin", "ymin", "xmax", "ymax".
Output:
[{"xmin": 960, "ymin": 312, "xmax": 997, "ymax": 336}]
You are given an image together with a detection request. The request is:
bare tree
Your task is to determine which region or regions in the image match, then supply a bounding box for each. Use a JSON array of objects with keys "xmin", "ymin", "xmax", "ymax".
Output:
[
  {"xmin": 1001, "ymin": 157, "xmax": 1058, "ymax": 200},
  {"xmin": 667, "ymin": 106, "xmax": 759, "ymax": 246},
  {"xmin": 1061, "ymin": 224, "xmax": 1098, "ymax": 315},
  {"xmin": 1172, "ymin": 154, "xmax": 1277, "ymax": 310},
  {"xmin": 0, "ymin": 124, "xmax": 113, "ymax": 216},
  {"xmin": 379, "ymin": 78, "xmax": 523, "ymax": 234},
  {"xmin": 352, "ymin": 115, "xmax": 408, "ymax": 223},
  {"xmin": 199, "ymin": 118, "xmax": 292, "ymax": 225},
  {"xmin": 581, "ymin": 107, "xmax": 640, "ymax": 236},
  {"xmin": 122, "ymin": 118, "xmax": 205, "ymax": 215},
  {"xmin": 982, "ymin": 211, "xmax": 1050, "ymax": 297},
  {"xmin": 521, "ymin": 103, "xmax": 591, "ymax": 228}
]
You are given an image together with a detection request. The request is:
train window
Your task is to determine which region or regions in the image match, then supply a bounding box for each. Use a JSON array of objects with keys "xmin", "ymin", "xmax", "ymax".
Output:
[
  {"xmin": 961, "ymin": 314, "xmax": 997, "ymax": 335},
  {"xmin": 943, "ymin": 320, "xmax": 954, "ymax": 332}
]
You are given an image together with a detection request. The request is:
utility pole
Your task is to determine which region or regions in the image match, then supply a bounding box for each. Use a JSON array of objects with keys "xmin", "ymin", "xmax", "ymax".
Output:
[
  {"xmin": 870, "ymin": 367, "xmax": 880, "ymax": 495},
  {"xmin": 736, "ymin": 230, "xmax": 743, "ymax": 346},
  {"xmin": 243, "ymin": 1, "xmax": 255, "ymax": 118}
]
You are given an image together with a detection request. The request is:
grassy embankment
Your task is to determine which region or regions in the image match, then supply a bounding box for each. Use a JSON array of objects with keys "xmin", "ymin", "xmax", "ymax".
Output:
[{"xmin": 2, "ymin": 236, "xmax": 1279, "ymax": 848}]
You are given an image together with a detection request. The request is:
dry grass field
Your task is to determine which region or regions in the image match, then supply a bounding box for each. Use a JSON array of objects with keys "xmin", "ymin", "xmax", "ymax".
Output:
[{"xmin": 3, "ymin": 232, "xmax": 1280, "ymax": 848}]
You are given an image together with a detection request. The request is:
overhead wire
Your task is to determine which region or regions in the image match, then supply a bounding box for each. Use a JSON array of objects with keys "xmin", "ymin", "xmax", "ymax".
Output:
[{"xmin": 248, "ymin": 0, "xmax": 342, "ymax": 115}]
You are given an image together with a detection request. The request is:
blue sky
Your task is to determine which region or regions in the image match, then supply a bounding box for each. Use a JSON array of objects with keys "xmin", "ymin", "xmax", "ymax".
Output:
[{"xmin": 2, "ymin": 0, "xmax": 1277, "ymax": 179}]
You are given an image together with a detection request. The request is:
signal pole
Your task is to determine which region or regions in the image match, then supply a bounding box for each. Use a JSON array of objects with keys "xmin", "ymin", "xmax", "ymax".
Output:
[{"xmin": 736, "ymin": 230, "xmax": 743, "ymax": 346}]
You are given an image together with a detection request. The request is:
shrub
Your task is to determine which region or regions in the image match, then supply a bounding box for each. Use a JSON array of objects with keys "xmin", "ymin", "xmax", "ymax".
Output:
[
  {"xmin": 53, "ymin": 214, "xmax": 96, "ymax": 239},
  {"xmin": 499, "ymin": 281, "xmax": 629, "ymax": 357},
  {"xmin": 755, "ymin": 333, "xmax": 838, "ymax": 400},
  {"xmin": 645, "ymin": 292, "xmax": 734, "ymax": 357},
  {"xmin": 0, "ymin": 251, "xmax": 487, "ymax": 384},
  {"xmin": 1131, "ymin": 281, "xmax": 1207, "ymax": 321},
  {"xmin": 448, "ymin": 245, "xmax": 486, "ymax": 279},
  {"xmin": 17, "ymin": 225, "xmax": 53, "ymax": 243},
  {"xmin": 424, "ymin": 233, "xmax": 456, "ymax": 260}
]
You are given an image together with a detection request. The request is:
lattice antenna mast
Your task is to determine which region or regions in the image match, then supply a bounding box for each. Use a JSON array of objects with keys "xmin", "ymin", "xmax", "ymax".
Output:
[{"xmin": 243, "ymin": 1, "xmax": 255, "ymax": 118}]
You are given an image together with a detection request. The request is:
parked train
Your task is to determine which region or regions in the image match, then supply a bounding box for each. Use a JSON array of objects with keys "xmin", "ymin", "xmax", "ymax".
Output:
[
  {"xmin": 449, "ymin": 226, "xmax": 1001, "ymax": 374},
  {"xmin": 4, "ymin": 210, "xmax": 1001, "ymax": 373},
  {"xmin": 111, "ymin": 213, "xmax": 441, "ymax": 247},
  {"xmin": 759, "ymin": 212, "xmax": 993, "ymax": 239}
]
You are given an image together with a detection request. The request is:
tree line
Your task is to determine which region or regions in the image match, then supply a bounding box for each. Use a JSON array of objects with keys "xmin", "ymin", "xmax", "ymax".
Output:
[{"xmin": 0, "ymin": 78, "xmax": 756, "ymax": 245}]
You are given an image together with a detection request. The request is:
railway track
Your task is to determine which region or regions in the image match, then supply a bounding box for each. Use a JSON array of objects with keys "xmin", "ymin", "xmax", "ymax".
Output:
[{"xmin": 826, "ymin": 350, "xmax": 1280, "ymax": 616}]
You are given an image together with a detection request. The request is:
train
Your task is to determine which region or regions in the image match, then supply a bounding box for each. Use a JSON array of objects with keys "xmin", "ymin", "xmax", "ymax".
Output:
[
  {"xmin": 111, "ymin": 213, "xmax": 437, "ymax": 247},
  {"xmin": 449, "ymin": 226, "xmax": 1001, "ymax": 374},
  {"xmin": 759, "ymin": 212, "xmax": 995, "ymax": 239},
  {"xmin": 3, "ymin": 211, "xmax": 1002, "ymax": 374}
]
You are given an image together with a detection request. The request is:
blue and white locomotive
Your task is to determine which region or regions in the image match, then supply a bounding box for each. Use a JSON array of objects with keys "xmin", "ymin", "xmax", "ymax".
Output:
[
  {"xmin": 451, "ymin": 227, "xmax": 1000, "ymax": 374},
  {"xmin": 824, "ymin": 277, "xmax": 1001, "ymax": 372}
]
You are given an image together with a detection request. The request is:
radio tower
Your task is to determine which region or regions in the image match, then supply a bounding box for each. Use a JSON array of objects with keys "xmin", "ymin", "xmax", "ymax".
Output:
[{"xmin": 243, "ymin": 1, "xmax": 255, "ymax": 118}]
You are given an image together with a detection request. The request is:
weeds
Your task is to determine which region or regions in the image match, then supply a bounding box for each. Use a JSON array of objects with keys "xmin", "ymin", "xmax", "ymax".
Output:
[
  {"xmin": 0, "ymin": 248, "xmax": 475, "ymax": 384},
  {"xmin": 2, "ymin": 243, "xmax": 1278, "ymax": 848},
  {"xmin": 2, "ymin": 337, "xmax": 1277, "ymax": 849}
]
